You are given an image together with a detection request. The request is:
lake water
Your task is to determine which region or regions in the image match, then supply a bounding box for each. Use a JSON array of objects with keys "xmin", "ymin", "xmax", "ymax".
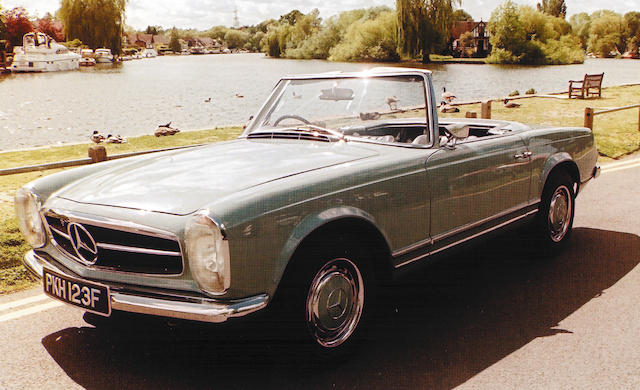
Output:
[{"xmin": 0, "ymin": 53, "xmax": 639, "ymax": 150}]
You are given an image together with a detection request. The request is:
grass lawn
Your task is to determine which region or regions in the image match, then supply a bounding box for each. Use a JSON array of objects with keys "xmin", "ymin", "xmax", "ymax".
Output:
[
  {"xmin": 1, "ymin": 85, "xmax": 639, "ymax": 294},
  {"xmin": 0, "ymin": 126, "xmax": 243, "ymax": 294},
  {"xmin": 441, "ymin": 84, "xmax": 640, "ymax": 160}
]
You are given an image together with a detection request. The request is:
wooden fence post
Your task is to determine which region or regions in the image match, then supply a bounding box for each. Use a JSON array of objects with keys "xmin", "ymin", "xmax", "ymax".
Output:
[
  {"xmin": 584, "ymin": 107, "xmax": 594, "ymax": 130},
  {"xmin": 481, "ymin": 100, "xmax": 491, "ymax": 119}
]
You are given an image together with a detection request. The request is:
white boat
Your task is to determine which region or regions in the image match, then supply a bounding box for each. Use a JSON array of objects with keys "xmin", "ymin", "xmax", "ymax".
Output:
[
  {"xmin": 11, "ymin": 32, "xmax": 81, "ymax": 72},
  {"xmin": 94, "ymin": 48, "xmax": 113, "ymax": 63},
  {"xmin": 79, "ymin": 48, "xmax": 96, "ymax": 66},
  {"xmin": 140, "ymin": 48, "xmax": 158, "ymax": 58}
]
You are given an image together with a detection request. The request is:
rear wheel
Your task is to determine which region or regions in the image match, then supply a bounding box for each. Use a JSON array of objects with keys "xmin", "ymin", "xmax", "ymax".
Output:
[{"xmin": 534, "ymin": 171, "xmax": 575, "ymax": 253}]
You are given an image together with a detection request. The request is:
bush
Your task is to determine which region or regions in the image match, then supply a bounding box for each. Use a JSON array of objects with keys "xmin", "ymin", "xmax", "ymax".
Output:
[
  {"xmin": 525, "ymin": 88, "xmax": 536, "ymax": 94},
  {"xmin": 509, "ymin": 90, "xmax": 520, "ymax": 96}
]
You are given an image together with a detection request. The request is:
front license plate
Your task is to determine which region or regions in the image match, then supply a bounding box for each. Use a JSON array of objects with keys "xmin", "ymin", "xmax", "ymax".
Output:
[{"xmin": 43, "ymin": 268, "xmax": 111, "ymax": 316}]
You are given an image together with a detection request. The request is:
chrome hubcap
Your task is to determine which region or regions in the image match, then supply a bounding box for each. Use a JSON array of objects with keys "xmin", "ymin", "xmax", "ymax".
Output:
[
  {"xmin": 548, "ymin": 185, "xmax": 572, "ymax": 242},
  {"xmin": 306, "ymin": 258, "xmax": 364, "ymax": 348}
]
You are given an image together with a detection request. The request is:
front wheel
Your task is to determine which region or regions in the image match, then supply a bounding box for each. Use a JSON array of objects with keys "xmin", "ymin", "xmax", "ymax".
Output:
[{"xmin": 273, "ymin": 239, "xmax": 376, "ymax": 358}]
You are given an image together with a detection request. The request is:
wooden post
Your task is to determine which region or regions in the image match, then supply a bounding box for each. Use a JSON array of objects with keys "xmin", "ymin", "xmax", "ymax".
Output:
[
  {"xmin": 584, "ymin": 107, "xmax": 594, "ymax": 131},
  {"xmin": 638, "ymin": 103, "xmax": 640, "ymax": 132},
  {"xmin": 88, "ymin": 145, "xmax": 107, "ymax": 163},
  {"xmin": 465, "ymin": 111, "xmax": 477, "ymax": 118},
  {"xmin": 481, "ymin": 100, "xmax": 491, "ymax": 119}
]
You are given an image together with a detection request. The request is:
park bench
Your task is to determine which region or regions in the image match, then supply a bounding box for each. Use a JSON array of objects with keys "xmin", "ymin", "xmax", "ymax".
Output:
[{"xmin": 569, "ymin": 73, "xmax": 604, "ymax": 99}]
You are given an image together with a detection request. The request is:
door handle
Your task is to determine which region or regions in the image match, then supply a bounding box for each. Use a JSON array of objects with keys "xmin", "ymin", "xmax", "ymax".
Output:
[{"xmin": 514, "ymin": 151, "xmax": 532, "ymax": 159}]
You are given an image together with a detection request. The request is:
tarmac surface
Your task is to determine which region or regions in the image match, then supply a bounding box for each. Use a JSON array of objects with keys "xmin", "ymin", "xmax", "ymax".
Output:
[{"xmin": 1, "ymin": 158, "xmax": 640, "ymax": 389}]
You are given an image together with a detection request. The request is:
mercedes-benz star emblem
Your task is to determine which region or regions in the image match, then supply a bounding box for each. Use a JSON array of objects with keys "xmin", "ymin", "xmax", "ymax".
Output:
[
  {"xmin": 67, "ymin": 222, "xmax": 99, "ymax": 265},
  {"xmin": 327, "ymin": 288, "xmax": 349, "ymax": 320}
]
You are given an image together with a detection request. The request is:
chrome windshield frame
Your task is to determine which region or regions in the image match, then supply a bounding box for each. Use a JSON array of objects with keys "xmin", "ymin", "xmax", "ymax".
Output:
[{"xmin": 240, "ymin": 69, "xmax": 436, "ymax": 148}]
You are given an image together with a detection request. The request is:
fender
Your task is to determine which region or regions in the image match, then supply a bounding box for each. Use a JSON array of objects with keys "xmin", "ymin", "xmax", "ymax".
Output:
[
  {"xmin": 539, "ymin": 152, "xmax": 579, "ymax": 195},
  {"xmin": 272, "ymin": 206, "xmax": 392, "ymax": 284}
]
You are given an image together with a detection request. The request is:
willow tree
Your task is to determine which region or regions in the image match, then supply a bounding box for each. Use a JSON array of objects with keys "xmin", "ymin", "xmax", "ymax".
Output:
[
  {"xmin": 59, "ymin": 0, "xmax": 127, "ymax": 54},
  {"xmin": 396, "ymin": 0, "xmax": 460, "ymax": 62},
  {"xmin": 536, "ymin": 0, "xmax": 567, "ymax": 19}
]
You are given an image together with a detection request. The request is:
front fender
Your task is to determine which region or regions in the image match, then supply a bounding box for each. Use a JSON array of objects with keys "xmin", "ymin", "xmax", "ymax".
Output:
[
  {"xmin": 272, "ymin": 206, "xmax": 390, "ymax": 285},
  {"xmin": 539, "ymin": 152, "xmax": 578, "ymax": 194}
]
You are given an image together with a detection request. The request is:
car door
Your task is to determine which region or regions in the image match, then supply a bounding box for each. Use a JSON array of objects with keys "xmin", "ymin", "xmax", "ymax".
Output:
[{"xmin": 426, "ymin": 134, "xmax": 532, "ymax": 244}]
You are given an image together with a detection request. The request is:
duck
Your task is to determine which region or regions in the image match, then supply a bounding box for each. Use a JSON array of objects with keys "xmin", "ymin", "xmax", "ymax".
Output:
[
  {"xmin": 439, "ymin": 101, "xmax": 460, "ymax": 113},
  {"xmin": 442, "ymin": 87, "xmax": 456, "ymax": 103},
  {"xmin": 204, "ymin": 97, "xmax": 211, "ymax": 103},
  {"xmin": 503, "ymin": 98, "xmax": 521, "ymax": 108},
  {"xmin": 105, "ymin": 134, "xmax": 127, "ymax": 144},
  {"xmin": 359, "ymin": 111, "xmax": 381, "ymax": 121},
  {"xmin": 235, "ymin": 93, "xmax": 244, "ymax": 98},
  {"xmin": 386, "ymin": 96, "xmax": 399, "ymax": 111},
  {"xmin": 90, "ymin": 130, "xmax": 105, "ymax": 144},
  {"xmin": 154, "ymin": 126, "xmax": 181, "ymax": 137},
  {"xmin": 158, "ymin": 121, "xmax": 172, "ymax": 128}
]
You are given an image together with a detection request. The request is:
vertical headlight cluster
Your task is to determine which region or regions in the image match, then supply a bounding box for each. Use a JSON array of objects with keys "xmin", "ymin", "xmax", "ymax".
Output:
[
  {"xmin": 14, "ymin": 187, "xmax": 47, "ymax": 248},
  {"xmin": 185, "ymin": 212, "xmax": 230, "ymax": 295}
]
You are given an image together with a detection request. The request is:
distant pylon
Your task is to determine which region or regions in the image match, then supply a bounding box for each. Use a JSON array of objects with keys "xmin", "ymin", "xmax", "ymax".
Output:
[{"xmin": 233, "ymin": 7, "xmax": 240, "ymax": 28}]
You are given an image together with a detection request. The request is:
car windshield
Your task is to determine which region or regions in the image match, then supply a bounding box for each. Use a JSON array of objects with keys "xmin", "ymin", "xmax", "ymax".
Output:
[{"xmin": 245, "ymin": 74, "xmax": 429, "ymax": 144}]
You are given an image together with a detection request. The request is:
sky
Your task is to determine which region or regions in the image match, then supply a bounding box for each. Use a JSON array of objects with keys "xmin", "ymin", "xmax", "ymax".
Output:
[{"xmin": 3, "ymin": 0, "xmax": 640, "ymax": 30}]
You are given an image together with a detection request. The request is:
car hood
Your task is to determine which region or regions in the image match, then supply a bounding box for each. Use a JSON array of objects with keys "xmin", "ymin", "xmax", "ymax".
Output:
[{"xmin": 56, "ymin": 139, "xmax": 378, "ymax": 215}]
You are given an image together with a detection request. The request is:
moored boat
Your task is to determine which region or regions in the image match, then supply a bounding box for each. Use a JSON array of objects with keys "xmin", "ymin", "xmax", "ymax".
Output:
[
  {"xmin": 11, "ymin": 32, "xmax": 81, "ymax": 72},
  {"xmin": 79, "ymin": 48, "xmax": 96, "ymax": 66},
  {"xmin": 140, "ymin": 48, "xmax": 158, "ymax": 58},
  {"xmin": 94, "ymin": 48, "xmax": 113, "ymax": 63}
]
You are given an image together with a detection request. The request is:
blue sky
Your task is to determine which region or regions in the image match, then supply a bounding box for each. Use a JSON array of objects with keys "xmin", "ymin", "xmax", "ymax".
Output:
[{"xmin": 3, "ymin": 0, "xmax": 640, "ymax": 30}]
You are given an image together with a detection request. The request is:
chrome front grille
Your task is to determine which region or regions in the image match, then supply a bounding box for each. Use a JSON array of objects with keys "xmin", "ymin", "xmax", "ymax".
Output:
[{"xmin": 45, "ymin": 212, "xmax": 183, "ymax": 275}]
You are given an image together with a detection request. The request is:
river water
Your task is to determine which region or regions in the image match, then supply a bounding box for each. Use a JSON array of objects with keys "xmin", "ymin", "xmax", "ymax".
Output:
[{"xmin": 0, "ymin": 53, "xmax": 638, "ymax": 150}]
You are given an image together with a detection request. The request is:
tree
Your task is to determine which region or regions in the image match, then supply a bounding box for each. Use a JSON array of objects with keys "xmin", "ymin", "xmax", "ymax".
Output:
[
  {"xmin": 59, "ymin": 0, "xmax": 127, "ymax": 54},
  {"xmin": 588, "ymin": 10, "xmax": 628, "ymax": 57},
  {"xmin": 458, "ymin": 31, "xmax": 474, "ymax": 57},
  {"xmin": 536, "ymin": 0, "xmax": 566, "ymax": 19},
  {"xmin": 452, "ymin": 9, "xmax": 473, "ymax": 22},
  {"xmin": 35, "ymin": 13, "xmax": 64, "ymax": 41},
  {"xmin": 569, "ymin": 12, "xmax": 591, "ymax": 49},
  {"xmin": 168, "ymin": 27, "xmax": 181, "ymax": 52},
  {"xmin": 396, "ymin": 0, "xmax": 461, "ymax": 62},
  {"xmin": 279, "ymin": 10, "xmax": 303, "ymax": 25},
  {"xmin": 224, "ymin": 29, "xmax": 249, "ymax": 49},
  {"xmin": 625, "ymin": 12, "xmax": 640, "ymax": 54},
  {"xmin": 0, "ymin": 4, "xmax": 7, "ymax": 42},
  {"xmin": 145, "ymin": 25, "xmax": 162, "ymax": 35},
  {"xmin": 4, "ymin": 7, "xmax": 33, "ymax": 47}
]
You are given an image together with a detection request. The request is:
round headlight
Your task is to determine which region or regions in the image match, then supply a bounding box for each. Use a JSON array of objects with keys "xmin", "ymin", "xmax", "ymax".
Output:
[
  {"xmin": 185, "ymin": 212, "xmax": 230, "ymax": 295},
  {"xmin": 14, "ymin": 187, "xmax": 46, "ymax": 248}
]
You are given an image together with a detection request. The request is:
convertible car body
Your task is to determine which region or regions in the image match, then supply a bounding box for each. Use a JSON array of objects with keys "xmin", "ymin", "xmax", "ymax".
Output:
[{"xmin": 17, "ymin": 68, "xmax": 599, "ymax": 353}]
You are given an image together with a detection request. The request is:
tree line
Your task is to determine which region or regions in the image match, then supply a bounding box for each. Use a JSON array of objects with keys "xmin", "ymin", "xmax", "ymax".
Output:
[{"xmin": 1, "ymin": 0, "xmax": 640, "ymax": 64}]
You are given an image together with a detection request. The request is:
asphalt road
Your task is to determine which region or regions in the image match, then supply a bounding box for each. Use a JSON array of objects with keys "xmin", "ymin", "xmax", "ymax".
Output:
[{"xmin": 2, "ymin": 158, "xmax": 640, "ymax": 390}]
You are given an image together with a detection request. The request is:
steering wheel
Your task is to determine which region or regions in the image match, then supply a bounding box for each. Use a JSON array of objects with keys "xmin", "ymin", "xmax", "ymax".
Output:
[{"xmin": 273, "ymin": 114, "xmax": 311, "ymax": 126}]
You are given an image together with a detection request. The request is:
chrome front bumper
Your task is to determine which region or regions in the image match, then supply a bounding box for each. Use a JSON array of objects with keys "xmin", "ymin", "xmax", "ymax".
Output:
[{"xmin": 23, "ymin": 250, "xmax": 269, "ymax": 323}]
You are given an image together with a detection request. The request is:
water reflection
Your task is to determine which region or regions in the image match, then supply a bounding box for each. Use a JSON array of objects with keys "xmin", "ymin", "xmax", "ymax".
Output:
[{"xmin": 0, "ymin": 54, "xmax": 638, "ymax": 150}]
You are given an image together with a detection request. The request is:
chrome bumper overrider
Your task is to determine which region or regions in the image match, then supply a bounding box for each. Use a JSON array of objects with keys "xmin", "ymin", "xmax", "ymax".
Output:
[{"xmin": 23, "ymin": 250, "xmax": 269, "ymax": 323}]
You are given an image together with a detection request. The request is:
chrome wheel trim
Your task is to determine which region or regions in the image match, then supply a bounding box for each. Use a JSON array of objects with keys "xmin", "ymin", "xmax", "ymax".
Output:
[
  {"xmin": 548, "ymin": 185, "xmax": 572, "ymax": 242},
  {"xmin": 305, "ymin": 257, "xmax": 365, "ymax": 348}
]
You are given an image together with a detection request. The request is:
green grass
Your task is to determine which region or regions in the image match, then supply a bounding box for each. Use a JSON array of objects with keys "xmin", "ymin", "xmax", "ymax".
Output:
[
  {"xmin": 0, "ymin": 126, "xmax": 243, "ymax": 295},
  {"xmin": 429, "ymin": 54, "xmax": 487, "ymax": 63},
  {"xmin": 441, "ymin": 84, "xmax": 640, "ymax": 159}
]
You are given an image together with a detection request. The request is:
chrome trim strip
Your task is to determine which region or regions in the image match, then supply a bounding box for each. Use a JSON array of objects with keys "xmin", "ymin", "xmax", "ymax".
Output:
[
  {"xmin": 49, "ymin": 225, "xmax": 69, "ymax": 240},
  {"xmin": 22, "ymin": 250, "xmax": 268, "ymax": 323},
  {"xmin": 96, "ymin": 243, "xmax": 181, "ymax": 257},
  {"xmin": 392, "ymin": 203, "xmax": 539, "ymax": 258},
  {"xmin": 394, "ymin": 208, "xmax": 538, "ymax": 268},
  {"xmin": 43, "ymin": 209, "xmax": 185, "ymax": 277}
]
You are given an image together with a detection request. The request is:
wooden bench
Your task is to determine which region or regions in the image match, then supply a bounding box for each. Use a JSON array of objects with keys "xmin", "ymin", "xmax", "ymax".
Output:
[{"xmin": 569, "ymin": 73, "xmax": 604, "ymax": 99}]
